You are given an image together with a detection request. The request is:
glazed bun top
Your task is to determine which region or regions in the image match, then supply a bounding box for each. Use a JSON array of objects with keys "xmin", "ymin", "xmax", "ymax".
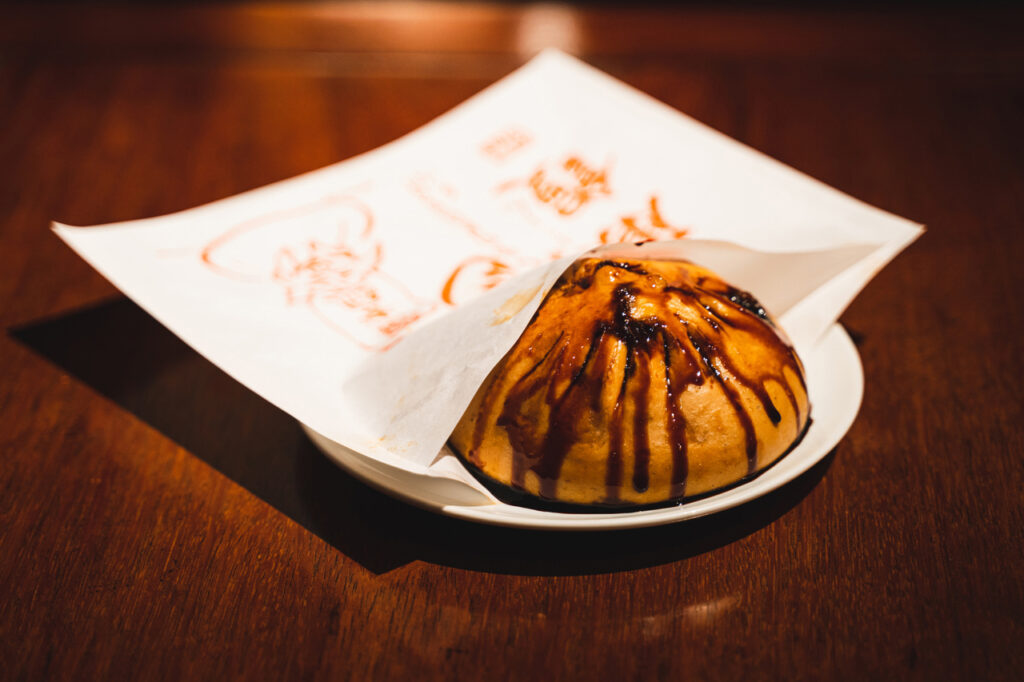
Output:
[{"xmin": 449, "ymin": 256, "xmax": 810, "ymax": 508}]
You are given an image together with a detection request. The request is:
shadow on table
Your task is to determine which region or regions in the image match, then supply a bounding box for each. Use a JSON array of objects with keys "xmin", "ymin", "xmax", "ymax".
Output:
[{"xmin": 11, "ymin": 297, "xmax": 835, "ymax": 577}]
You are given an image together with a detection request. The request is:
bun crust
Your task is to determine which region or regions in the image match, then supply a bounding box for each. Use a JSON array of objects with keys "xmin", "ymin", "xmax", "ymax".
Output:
[{"xmin": 449, "ymin": 257, "xmax": 810, "ymax": 508}]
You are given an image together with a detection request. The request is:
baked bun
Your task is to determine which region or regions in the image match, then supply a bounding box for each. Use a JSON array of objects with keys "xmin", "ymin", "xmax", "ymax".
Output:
[{"xmin": 449, "ymin": 256, "xmax": 810, "ymax": 508}]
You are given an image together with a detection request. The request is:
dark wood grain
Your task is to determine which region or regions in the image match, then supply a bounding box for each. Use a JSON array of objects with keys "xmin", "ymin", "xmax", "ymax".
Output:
[{"xmin": 2, "ymin": 4, "xmax": 1022, "ymax": 681}]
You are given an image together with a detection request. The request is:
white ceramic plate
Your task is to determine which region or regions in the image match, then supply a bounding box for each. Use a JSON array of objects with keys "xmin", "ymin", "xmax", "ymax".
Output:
[{"xmin": 304, "ymin": 323, "xmax": 862, "ymax": 531}]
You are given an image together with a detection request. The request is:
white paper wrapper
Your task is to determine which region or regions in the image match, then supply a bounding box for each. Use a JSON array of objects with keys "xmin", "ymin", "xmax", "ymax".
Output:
[{"xmin": 55, "ymin": 50, "xmax": 922, "ymax": 505}]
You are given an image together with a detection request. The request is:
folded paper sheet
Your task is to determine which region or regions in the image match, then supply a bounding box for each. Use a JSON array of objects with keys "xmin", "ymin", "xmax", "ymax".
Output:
[{"xmin": 55, "ymin": 50, "xmax": 922, "ymax": 504}]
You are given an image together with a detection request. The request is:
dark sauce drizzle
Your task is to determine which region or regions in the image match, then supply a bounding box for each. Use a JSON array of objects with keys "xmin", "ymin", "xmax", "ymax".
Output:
[
  {"xmin": 468, "ymin": 259, "xmax": 807, "ymax": 506},
  {"xmin": 456, "ymin": 417, "xmax": 814, "ymax": 514}
]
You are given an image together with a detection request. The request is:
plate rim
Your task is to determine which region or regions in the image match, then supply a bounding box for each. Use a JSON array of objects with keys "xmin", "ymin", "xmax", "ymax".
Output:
[{"xmin": 306, "ymin": 322, "xmax": 862, "ymax": 531}]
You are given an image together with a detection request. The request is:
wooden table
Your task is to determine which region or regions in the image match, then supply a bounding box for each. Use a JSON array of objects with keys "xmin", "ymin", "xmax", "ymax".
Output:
[{"xmin": 2, "ymin": 4, "xmax": 1022, "ymax": 680}]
